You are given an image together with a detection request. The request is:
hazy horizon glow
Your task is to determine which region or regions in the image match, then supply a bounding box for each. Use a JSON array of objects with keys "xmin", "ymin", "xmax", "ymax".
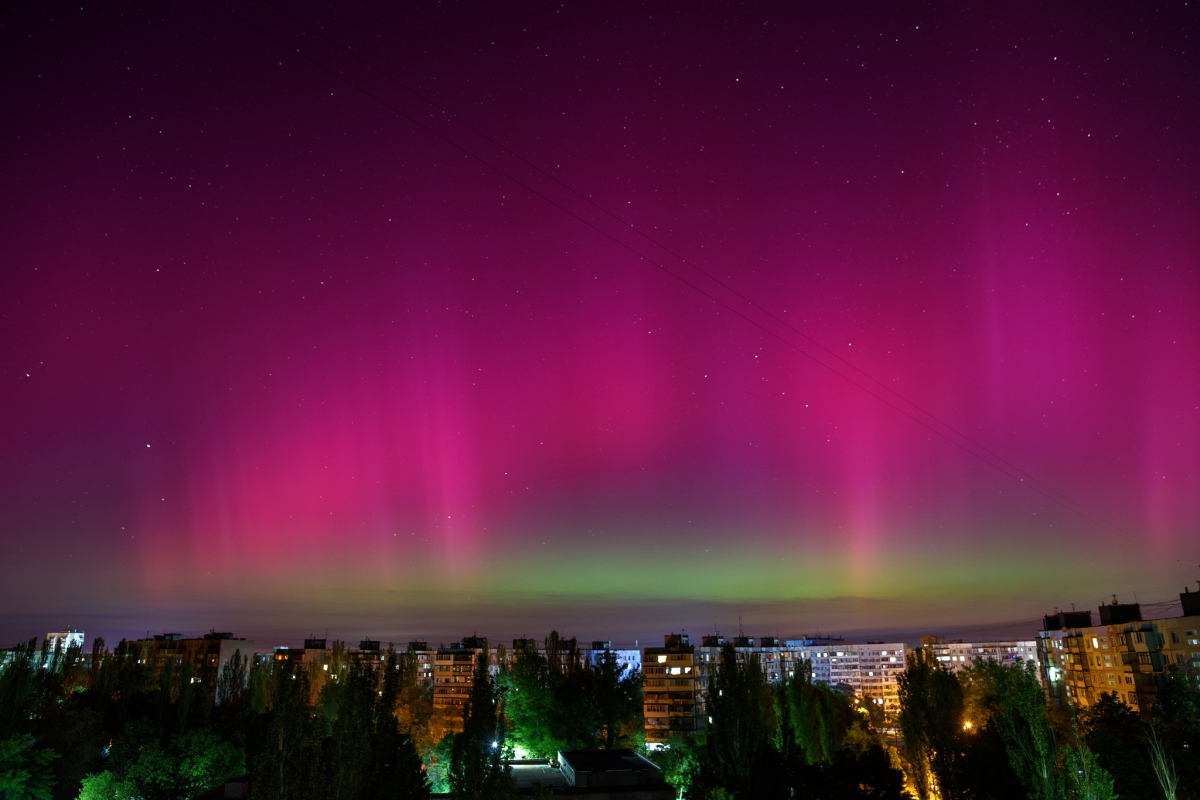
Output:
[{"xmin": 2, "ymin": 1, "xmax": 1198, "ymax": 647}]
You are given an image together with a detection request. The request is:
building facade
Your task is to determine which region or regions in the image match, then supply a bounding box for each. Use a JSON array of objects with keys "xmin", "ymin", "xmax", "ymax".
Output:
[
  {"xmin": 644, "ymin": 632, "xmax": 908, "ymax": 743},
  {"xmin": 920, "ymin": 636, "xmax": 1039, "ymax": 675},
  {"xmin": 433, "ymin": 636, "xmax": 491, "ymax": 721},
  {"xmin": 44, "ymin": 629, "xmax": 85, "ymax": 655},
  {"xmin": 582, "ymin": 640, "xmax": 642, "ymax": 674},
  {"xmin": 1038, "ymin": 590, "xmax": 1200, "ymax": 711},
  {"xmin": 643, "ymin": 634, "xmax": 702, "ymax": 745},
  {"xmin": 133, "ymin": 631, "xmax": 254, "ymax": 706}
]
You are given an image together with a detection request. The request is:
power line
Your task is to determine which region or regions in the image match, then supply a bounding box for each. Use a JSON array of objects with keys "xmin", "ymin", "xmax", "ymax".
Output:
[{"xmin": 211, "ymin": 1, "xmax": 1136, "ymax": 542}]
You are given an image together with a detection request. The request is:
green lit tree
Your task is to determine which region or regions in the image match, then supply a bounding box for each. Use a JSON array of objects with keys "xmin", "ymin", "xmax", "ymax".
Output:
[
  {"xmin": 780, "ymin": 658, "xmax": 855, "ymax": 765},
  {"xmin": 76, "ymin": 770, "xmax": 136, "ymax": 800},
  {"xmin": 0, "ymin": 734, "xmax": 59, "ymax": 800}
]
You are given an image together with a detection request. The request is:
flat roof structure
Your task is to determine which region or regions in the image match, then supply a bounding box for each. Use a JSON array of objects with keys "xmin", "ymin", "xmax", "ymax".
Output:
[{"xmin": 558, "ymin": 750, "xmax": 663, "ymax": 789}]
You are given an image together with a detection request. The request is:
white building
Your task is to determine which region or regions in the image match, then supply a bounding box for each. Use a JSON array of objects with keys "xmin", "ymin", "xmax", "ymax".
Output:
[
  {"xmin": 685, "ymin": 635, "xmax": 907, "ymax": 715},
  {"xmin": 45, "ymin": 630, "xmax": 84, "ymax": 654},
  {"xmin": 799, "ymin": 642, "xmax": 907, "ymax": 713},
  {"xmin": 583, "ymin": 640, "xmax": 642, "ymax": 674},
  {"xmin": 921, "ymin": 636, "xmax": 1039, "ymax": 675}
]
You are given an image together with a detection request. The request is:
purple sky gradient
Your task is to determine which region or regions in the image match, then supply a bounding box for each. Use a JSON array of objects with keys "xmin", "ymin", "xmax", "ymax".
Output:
[{"xmin": 2, "ymin": 1, "xmax": 1198, "ymax": 647}]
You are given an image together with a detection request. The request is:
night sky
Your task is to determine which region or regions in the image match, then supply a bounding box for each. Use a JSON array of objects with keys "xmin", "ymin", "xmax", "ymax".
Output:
[{"xmin": 2, "ymin": 1, "xmax": 1198, "ymax": 646}]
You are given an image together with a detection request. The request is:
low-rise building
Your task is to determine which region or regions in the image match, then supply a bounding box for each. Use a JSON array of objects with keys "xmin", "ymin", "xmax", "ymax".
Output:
[{"xmin": 558, "ymin": 749, "xmax": 672, "ymax": 797}]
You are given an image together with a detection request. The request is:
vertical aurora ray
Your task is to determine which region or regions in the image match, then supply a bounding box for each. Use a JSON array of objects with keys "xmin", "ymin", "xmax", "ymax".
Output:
[{"xmin": 0, "ymin": 1, "xmax": 1197, "ymax": 642}]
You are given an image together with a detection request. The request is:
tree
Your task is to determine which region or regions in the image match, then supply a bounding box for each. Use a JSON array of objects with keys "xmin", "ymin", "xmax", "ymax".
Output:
[
  {"xmin": 251, "ymin": 660, "xmax": 322, "ymax": 799},
  {"xmin": 954, "ymin": 718, "xmax": 1025, "ymax": 800},
  {"xmin": 1146, "ymin": 726, "xmax": 1178, "ymax": 800},
  {"xmin": 0, "ymin": 641, "xmax": 40, "ymax": 741},
  {"xmin": 1062, "ymin": 740, "xmax": 1116, "ymax": 800},
  {"xmin": 897, "ymin": 649, "xmax": 966, "ymax": 800},
  {"xmin": 651, "ymin": 733, "xmax": 700, "ymax": 797},
  {"xmin": 499, "ymin": 633, "xmax": 642, "ymax": 758},
  {"xmin": 778, "ymin": 658, "xmax": 855, "ymax": 766},
  {"xmin": 1080, "ymin": 693, "xmax": 1158, "ymax": 800},
  {"xmin": 498, "ymin": 640, "xmax": 555, "ymax": 758},
  {"xmin": 116, "ymin": 729, "xmax": 245, "ymax": 800},
  {"xmin": 0, "ymin": 734, "xmax": 59, "ymax": 800},
  {"xmin": 591, "ymin": 650, "xmax": 643, "ymax": 749},
  {"xmin": 76, "ymin": 770, "xmax": 136, "ymax": 800},
  {"xmin": 216, "ymin": 649, "xmax": 250, "ymax": 707},
  {"xmin": 448, "ymin": 645, "xmax": 514, "ymax": 800},
  {"xmin": 824, "ymin": 743, "xmax": 912, "ymax": 800},
  {"xmin": 392, "ymin": 646, "xmax": 439, "ymax": 782},
  {"xmin": 985, "ymin": 660, "xmax": 1061, "ymax": 800},
  {"xmin": 369, "ymin": 646, "xmax": 430, "ymax": 799},
  {"xmin": 691, "ymin": 644, "xmax": 786, "ymax": 800},
  {"xmin": 248, "ymin": 661, "xmax": 273, "ymax": 715},
  {"xmin": 1153, "ymin": 667, "xmax": 1199, "ymax": 799},
  {"xmin": 323, "ymin": 661, "xmax": 375, "ymax": 800}
]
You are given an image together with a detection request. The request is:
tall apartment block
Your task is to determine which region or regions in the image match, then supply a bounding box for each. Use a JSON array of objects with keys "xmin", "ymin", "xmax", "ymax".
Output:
[
  {"xmin": 433, "ymin": 636, "xmax": 490, "ymax": 724},
  {"xmin": 643, "ymin": 634, "xmax": 702, "ymax": 746},
  {"xmin": 805, "ymin": 641, "xmax": 907, "ymax": 713},
  {"xmin": 1038, "ymin": 586, "xmax": 1200, "ymax": 711}
]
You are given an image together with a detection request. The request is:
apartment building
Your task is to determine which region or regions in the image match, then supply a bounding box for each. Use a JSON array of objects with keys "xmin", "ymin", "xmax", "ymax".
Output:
[
  {"xmin": 44, "ymin": 629, "xmax": 85, "ymax": 655},
  {"xmin": 920, "ymin": 636, "xmax": 1039, "ymax": 675},
  {"xmin": 132, "ymin": 631, "xmax": 254, "ymax": 706},
  {"xmin": 1038, "ymin": 588, "xmax": 1200, "ymax": 711},
  {"xmin": 405, "ymin": 641, "xmax": 435, "ymax": 685},
  {"xmin": 582, "ymin": 640, "xmax": 642, "ymax": 674},
  {"xmin": 643, "ymin": 634, "xmax": 702, "ymax": 746},
  {"xmin": 807, "ymin": 641, "xmax": 907, "ymax": 713},
  {"xmin": 433, "ymin": 636, "xmax": 490, "ymax": 721},
  {"xmin": 645, "ymin": 632, "xmax": 907, "ymax": 743}
]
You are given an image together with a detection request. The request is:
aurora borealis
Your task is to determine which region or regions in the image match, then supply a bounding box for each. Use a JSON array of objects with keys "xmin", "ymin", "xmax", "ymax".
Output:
[{"xmin": 2, "ymin": 1, "xmax": 1198, "ymax": 645}]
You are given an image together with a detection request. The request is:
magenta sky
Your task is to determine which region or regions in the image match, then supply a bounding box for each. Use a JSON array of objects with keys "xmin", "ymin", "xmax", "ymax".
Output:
[{"xmin": 2, "ymin": 1, "xmax": 1198, "ymax": 647}]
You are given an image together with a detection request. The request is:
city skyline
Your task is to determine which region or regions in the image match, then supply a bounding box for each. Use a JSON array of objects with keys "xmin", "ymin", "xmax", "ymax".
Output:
[{"xmin": 2, "ymin": 1, "xmax": 1198, "ymax": 644}]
